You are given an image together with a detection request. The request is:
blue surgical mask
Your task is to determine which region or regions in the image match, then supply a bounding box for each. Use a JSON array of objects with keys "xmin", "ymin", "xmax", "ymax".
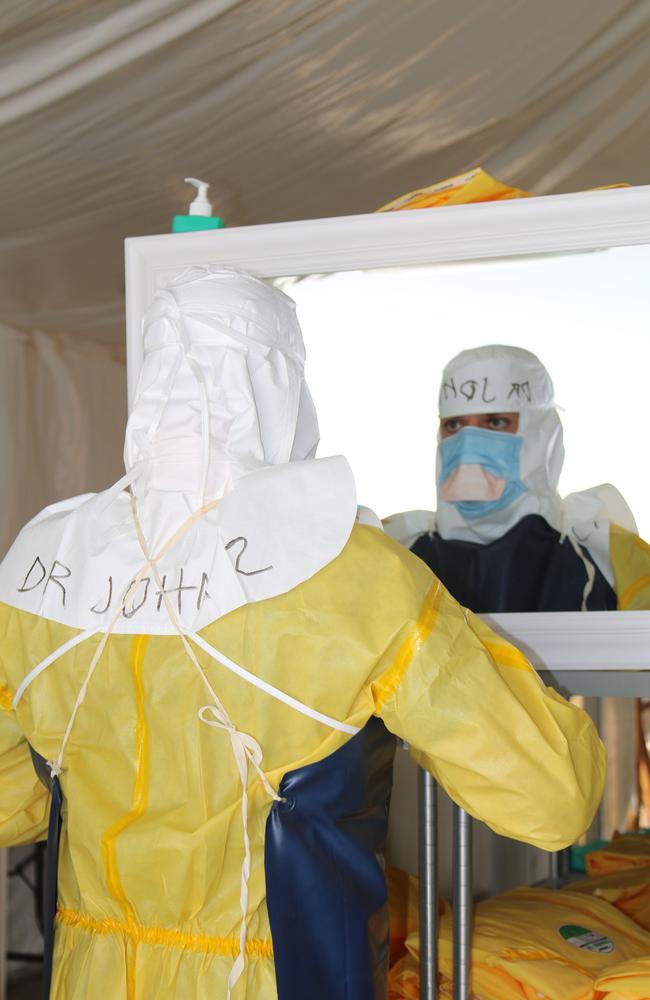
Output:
[{"xmin": 437, "ymin": 426, "xmax": 526, "ymax": 519}]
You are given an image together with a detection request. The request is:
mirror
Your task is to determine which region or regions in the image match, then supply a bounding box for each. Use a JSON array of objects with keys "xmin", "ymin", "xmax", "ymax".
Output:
[{"xmin": 283, "ymin": 243, "xmax": 650, "ymax": 537}]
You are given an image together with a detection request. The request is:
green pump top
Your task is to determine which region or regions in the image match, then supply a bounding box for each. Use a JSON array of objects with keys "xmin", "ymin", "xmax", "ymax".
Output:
[{"xmin": 172, "ymin": 177, "xmax": 225, "ymax": 233}]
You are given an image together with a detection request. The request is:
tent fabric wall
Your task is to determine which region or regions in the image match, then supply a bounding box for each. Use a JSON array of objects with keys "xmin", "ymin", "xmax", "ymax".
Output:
[
  {"xmin": 0, "ymin": 324, "xmax": 126, "ymax": 558},
  {"xmin": 0, "ymin": 324, "xmax": 125, "ymax": 986},
  {"xmin": 1, "ymin": 1, "xmax": 650, "ymax": 344}
]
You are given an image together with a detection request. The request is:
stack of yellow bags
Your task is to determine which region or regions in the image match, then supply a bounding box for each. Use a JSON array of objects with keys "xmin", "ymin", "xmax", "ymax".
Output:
[
  {"xmin": 436, "ymin": 887, "xmax": 650, "ymax": 1000},
  {"xmin": 388, "ymin": 871, "xmax": 650, "ymax": 999},
  {"xmin": 596, "ymin": 957, "xmax": 650, "ymax": 998},
  {"xmin": 568, "ymin": 863, "xmax": 650, "ymax": 933},
  {"xmin": 568, "ymin": 843, "xmax": 650, "ymax": 998},
  {"xmin": 584, "ymin": 834, "xmax": 650, "ymax": 878}
]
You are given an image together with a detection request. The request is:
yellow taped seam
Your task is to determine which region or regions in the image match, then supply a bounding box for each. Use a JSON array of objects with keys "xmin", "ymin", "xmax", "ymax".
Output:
[
  {"xmin": 482, "ymin": 639, "xmax": 535, "ymax": 674},
  {"xmin": 619, "ymin": 573, "xmax": 650, "ymax": 610},
  {"xmin": 56, "ymin": 907, "xmax": 274, "ymax": 958},
  {"xmin": 0, "ymin": 685, "xmax": 12, "ymax": 712},
  {"xmin": 100, "ymin": 635, "xmax": 150, "ymax": 929},
  {"xmin": 372, "ymin": 581, "xmax": 441, "ymax": 712}
]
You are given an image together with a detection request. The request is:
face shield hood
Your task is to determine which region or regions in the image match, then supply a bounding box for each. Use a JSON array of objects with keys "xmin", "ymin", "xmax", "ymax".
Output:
[
  {"xmin": 125, "ymin": 266, "xmax": 320, "ymax": 505},
  {"xmin": 435, "ymin": 345, "xmax": 564, "ymax": 542}
]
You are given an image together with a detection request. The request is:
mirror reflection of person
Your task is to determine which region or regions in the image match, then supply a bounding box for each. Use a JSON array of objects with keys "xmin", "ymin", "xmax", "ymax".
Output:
[{"xmin": 385, "ymin": 344, "xmax": 650, "ymax": 616}]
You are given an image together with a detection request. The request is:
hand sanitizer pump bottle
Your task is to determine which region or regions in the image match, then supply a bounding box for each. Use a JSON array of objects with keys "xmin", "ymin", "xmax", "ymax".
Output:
[{"xmin": 172, "ymin": 177, "xmax": 225, "ymax": 232}]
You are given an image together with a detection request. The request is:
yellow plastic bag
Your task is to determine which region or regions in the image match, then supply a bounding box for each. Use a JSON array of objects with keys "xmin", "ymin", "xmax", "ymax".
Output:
[
  {"xmin": 386, "ymin": 865, "xmax": 421, "ymax": 967},
  {"xmin": 377, "ymin": 167, "xmax": 530, "ymax": 211},
  {"xmin": 377, "ymin": 167, "xmax": 629, "ymax": 212},
  {"xmin": 434, "ymin": 887, "xmax": 650, "ymax": 1000},
  {"xmin": 595, "ymin": 956, "xmax": 650, "ymax": 998},
  {"xmin": 586, "ymin": 834, "xmax": 650, "ymax": 877},
  {"xmin": 387, "ymin": 867, "xmax": 449, "ymax": 999},
  {"xmin": 568, "ymin": 865, "xmax": 650, "ymax": 932}
]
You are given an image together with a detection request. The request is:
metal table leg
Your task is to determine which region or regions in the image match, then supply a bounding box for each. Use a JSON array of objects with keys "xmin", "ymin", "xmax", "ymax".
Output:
[
  {"xmin": 419, "ymin": 768, "xmax": 438, "ymax": 1000},
  {"xmin": 453, "ymin": 805, "xmax": 472, "ymax": 1000},
  {"xmin": 549, "ymin": 845, "xmax": 572, "ymax": 884}
]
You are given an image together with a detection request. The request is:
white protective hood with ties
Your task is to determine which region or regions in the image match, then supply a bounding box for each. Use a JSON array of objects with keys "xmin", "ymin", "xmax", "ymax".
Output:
[
  {"xmin": 385, "ymin": 344, "xmax": 636, "ymax": 587},
  {"xmin": 0, "ymin": 266, "xmax": 358, "ymax": 634}
]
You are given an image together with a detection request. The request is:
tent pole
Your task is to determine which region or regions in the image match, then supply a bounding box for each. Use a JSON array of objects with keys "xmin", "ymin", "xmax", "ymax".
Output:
[
  {"xmin": 453, "ymin": 805, "xmax": 472, "ymax": 1000},
  {"xmin": 418, "ymin": 768, "xmax": 438, "ymax": 999}
]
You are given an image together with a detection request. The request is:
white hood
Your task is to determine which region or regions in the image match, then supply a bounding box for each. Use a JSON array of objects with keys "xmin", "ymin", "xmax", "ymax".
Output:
[
  {"xmin": 0, "ymin": 267, "xmax": 357, "ymax": 633},
  {"xmin": 125, "ymin": 266, "xmax": 320, "ymax": 505}
]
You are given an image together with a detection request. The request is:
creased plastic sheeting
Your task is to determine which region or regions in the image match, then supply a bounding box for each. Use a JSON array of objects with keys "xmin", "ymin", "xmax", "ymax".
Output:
[
  {"xmin": 0, "ymin": 323, "xmax": 126, "ymax": 558},
  {"xmin": 2, "ymin": 2, "xmax": 650, "ymax": 342}
]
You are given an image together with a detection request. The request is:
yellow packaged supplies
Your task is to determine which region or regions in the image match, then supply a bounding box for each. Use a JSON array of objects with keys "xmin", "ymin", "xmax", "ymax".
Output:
[
  {"xmin": 387, "ymin": 868, "xmax": 448, "ymax": 999},
  {"xmin": 595, "ymin": 956, "xmax": 650, "ymax": 999},
  {"xmin": 377, "ymin": 167, "xmax": 530, "ymax": 211},
  {"xmin": 386, "ymin": 865, "xmax": 422, "ymax": 966},
  {"xmin": 586, "ymin": 835, "xmax": 650, "ymax": 877},
  {"xmin": 433, "ymin": 887, "xmax": 650, "ymax": 1000},
  {"xmin": 388, "ymin": 949, "xmax": 420, "ymax": 1000},
  {"xmin": 377, "ymin": 167, "xmax": 629, "ymax": 213},
  {"xmin": 390, "ymin": 956, "xmax": 511, "ymax": 1000},
  {"xmin": 568, "ymin": 866, "xmax": 650, "ymax": 932}
]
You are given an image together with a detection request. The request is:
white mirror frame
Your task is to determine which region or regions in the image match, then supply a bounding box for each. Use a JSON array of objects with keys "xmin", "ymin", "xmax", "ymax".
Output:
[{"xmin": 125, "ymin": 186, "xmax": 650, "ymax": 694}]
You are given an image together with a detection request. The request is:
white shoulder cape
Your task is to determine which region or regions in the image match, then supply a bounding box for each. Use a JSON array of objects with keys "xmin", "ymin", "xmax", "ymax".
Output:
[{"xmin": 0, "ymin": 457, "xmax": 357, "ymax": 635}]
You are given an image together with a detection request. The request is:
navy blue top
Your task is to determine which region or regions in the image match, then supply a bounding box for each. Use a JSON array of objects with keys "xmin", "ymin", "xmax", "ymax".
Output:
[{"xmin": 411, "ymin": 514, "xmax": 617, "ymax": 613}]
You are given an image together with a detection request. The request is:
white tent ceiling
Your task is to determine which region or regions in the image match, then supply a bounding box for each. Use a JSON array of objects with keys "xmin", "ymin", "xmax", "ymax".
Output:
[{"xmin": 2, "ymin": 0, "xmax": 650, "ymax": 342}]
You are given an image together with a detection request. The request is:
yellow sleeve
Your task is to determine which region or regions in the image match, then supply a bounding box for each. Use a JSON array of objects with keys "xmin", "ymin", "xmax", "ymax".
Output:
[
  {"xmin": 0, "ymin": 685, "xmax": 49, "ymax": 845},
  {"xmin": 372, "ymin": 578, "xmax": 606, "ymax": 851},
  {"xmin": 610, "ymin": 524, "xmax": 650, "ymax": 609}
]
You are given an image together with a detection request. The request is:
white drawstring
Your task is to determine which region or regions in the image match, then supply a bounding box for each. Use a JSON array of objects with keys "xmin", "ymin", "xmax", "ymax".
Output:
[
  {"xmin": 566, "ymin": 533, "xmax": 596, "ymax": 612},
  {"xmin": 559, "ymin": 516, "xmax": 596, "ymax": 612}
]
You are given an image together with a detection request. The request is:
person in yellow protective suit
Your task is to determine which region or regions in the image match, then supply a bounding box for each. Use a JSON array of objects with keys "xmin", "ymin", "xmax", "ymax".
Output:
[{"xmin": 0, "ymin": 270, "xmax": 605, "ymax": 1000}]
